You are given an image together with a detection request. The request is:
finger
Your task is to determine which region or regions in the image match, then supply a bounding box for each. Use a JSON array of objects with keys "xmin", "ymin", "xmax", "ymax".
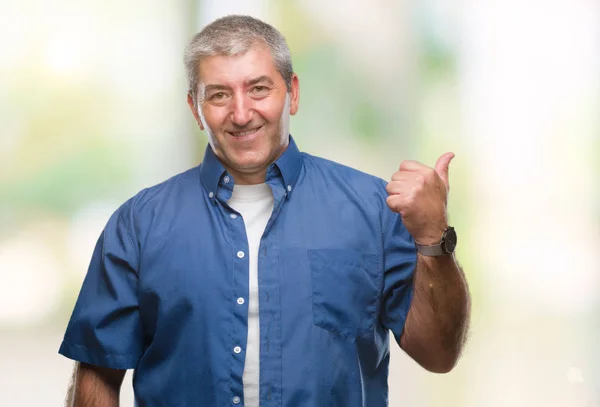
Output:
[
  {"xmin": 391, "ymin": 170, "xmax": 421, "ymax": 182},
  {"xmin": 386, "ymin": 195, "xmax": 407, "ymax": 213},
  {"xmin": 399, "ymin": 160, "xmax": 429, "ymax": 172},
  {"xmin": 386, "ymin": 181, "xmax": 409, "ymax": 195},
  {"xmin": 434, "ymin": 152, "xmax": 455, "ymax": 189}
]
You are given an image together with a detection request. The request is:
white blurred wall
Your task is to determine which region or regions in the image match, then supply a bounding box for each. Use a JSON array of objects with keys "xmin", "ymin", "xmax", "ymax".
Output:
[{"xmin": 0, "ymin": 0, "xmax": 598, "ymax": 405}]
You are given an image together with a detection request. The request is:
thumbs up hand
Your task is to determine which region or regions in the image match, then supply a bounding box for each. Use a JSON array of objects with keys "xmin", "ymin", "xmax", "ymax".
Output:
[{"xmin": 385, "ymin": 153, "xmax": 454, "ymax": 246}]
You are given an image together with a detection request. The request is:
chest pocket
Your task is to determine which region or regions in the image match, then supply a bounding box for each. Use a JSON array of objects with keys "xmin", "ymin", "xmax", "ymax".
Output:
[{"xmin": 308, "ymin": 249, "xmax": 381, "ymax": 339}]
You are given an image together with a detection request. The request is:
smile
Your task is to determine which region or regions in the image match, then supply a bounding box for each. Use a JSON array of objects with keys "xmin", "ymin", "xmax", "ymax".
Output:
[{"xmin": 229, "ymin": 126, "xmax": 262, "ymax": 138}]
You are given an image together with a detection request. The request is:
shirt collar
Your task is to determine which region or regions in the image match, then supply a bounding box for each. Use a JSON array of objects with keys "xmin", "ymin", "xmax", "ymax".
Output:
[
  {"xmin": 272, "ymin": 135, "xmax": 303, "ymax": 192},
  {"xmin": 199, "ymin": 135, "xmax": 303, "ymax": 197}
]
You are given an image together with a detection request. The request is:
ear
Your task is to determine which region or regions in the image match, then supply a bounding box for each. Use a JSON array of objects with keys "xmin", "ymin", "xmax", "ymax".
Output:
[
  {"xmin": 289, "ymin": 74, "xmax": 300, "ymax": 116},
  {"xmin": 187, "ymin": 93, "xmax": 204, "ymax": 130}
]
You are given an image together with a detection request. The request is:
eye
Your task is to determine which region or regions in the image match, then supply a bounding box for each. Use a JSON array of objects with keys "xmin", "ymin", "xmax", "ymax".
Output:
[
  {"xmin": 252, "ymin": 86, "xmax": 268, "ymax": 93},
  {"xmin": 212, "ymin": 92, "xmax": 226, "ymax": 100}
]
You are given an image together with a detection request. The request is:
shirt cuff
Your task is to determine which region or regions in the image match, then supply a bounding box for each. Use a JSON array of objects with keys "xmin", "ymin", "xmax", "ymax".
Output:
[{"xmin": 58, "ymin": 340, "xmax": 139, "ymax": 370}]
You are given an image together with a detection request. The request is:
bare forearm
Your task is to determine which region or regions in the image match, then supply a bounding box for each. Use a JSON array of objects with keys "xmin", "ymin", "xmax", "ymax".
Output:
[
  {"xmin": 66, "ymin": 363, "xmax": 124, "ymax": 407},
  {"xmin": 400, "ymin": 253, "xmax": 470, "ymax": 373}
]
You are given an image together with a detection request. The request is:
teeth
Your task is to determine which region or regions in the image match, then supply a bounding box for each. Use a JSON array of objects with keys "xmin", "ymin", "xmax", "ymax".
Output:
[{"xmin": 232, "ymin": 127, "xmax": 259, "ymax": 137}]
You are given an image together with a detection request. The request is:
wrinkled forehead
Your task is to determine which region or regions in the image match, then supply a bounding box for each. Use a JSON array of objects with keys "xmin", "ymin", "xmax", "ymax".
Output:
[{"xmin": 196, "ymin": 45, "xmax": 280, "ymax": 96}]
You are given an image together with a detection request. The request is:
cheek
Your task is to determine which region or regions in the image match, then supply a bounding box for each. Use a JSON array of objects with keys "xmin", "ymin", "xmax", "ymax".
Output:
[
  {"xmin": 256, "ymin": 100, "xmax": 285, "ymax": 123},
  {"xmin": 201, "ymin": 107, "xmax": 227, "ymax": 130}
]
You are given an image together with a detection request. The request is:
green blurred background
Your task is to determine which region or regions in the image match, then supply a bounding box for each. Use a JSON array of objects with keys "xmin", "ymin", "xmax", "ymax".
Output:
[{"xmin": 0, "ymin": 0, "xmax": 598, "ymax": 405}]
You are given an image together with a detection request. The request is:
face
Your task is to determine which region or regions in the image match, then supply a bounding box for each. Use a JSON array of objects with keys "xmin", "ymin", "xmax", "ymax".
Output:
[{"xmin": 187, "ymin": 45, "xmax": 300, "ymax": 185}]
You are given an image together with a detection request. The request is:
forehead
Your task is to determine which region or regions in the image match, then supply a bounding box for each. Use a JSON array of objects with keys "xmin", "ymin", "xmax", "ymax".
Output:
[{"xmin": 198, "ymin": 45, "xmax": 281, "ymax": 87}]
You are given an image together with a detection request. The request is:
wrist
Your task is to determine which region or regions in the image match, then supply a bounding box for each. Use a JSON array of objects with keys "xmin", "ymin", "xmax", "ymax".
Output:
[
  {"xmin": 413, "ymin": 224, "xmax": 448, "ymax": 246},
  {"xmin": 415, "ymin": 225, "xmax": 457, "ymax": 257}
]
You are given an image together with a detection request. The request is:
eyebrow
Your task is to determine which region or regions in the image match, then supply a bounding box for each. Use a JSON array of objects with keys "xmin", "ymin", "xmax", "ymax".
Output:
[
  {"xmin": 204, "ymin": 76, "xmax": 274, "ymax": 93},
  {"xmin": 245, "ymin": 75, "xmax": 274, "ymax": 86},
  {"xmin": 202, "ymin": 76, "xmax": 275, "ymax": 98},
  {"xmin": 203, "ymin": 84, "xmax": 231, "ymax": 94}
]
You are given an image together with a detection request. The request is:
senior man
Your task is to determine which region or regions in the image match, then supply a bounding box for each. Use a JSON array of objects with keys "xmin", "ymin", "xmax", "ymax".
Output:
[{"xmin": 60, "ymin": 15, "xmax": 470, "ymax": 407}]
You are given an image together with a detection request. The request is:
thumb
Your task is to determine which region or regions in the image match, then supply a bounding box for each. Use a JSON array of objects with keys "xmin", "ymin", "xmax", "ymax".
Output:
[{"xmin": 434, "ymin": 152, "xmax": 455, "ymax": 188}]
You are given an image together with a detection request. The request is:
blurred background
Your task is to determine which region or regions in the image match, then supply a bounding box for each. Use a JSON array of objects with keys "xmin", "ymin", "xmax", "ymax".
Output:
[{"xmin": 0, "ymin": 0, "xmax": 598, "ymax": 405}]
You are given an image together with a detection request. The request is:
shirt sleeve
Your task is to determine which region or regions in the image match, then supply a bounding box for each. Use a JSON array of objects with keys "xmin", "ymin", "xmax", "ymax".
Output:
[
  {"xmin": 59, "ymin": 201, "xmax": 143, "ymax": 369},
  {"xmin": 379, "ymin": 201, "xmax": 418, "ymax": 345}
]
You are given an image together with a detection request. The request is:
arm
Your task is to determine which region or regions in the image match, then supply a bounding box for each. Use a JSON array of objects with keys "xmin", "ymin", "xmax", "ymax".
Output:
[
  {"xmin": 400, "ymin": 254, "xmax": 470, "ymax": 373},
  {"xmin": 66, "ymin": 362, "xmax": 125, "ymax": 407},
  {"xmin": 59, "ymin": 202, "xmax": 143, "ymax": 403},
  {"xmin": 386, "ymin": 152, "xmax": 471, "ymax": 373}
]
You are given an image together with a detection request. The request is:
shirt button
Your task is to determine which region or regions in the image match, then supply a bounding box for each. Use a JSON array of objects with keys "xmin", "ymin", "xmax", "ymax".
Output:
[
  {"xmin": 234, "ymin": 346, "xmax": 242, "ymax": 354},
  {"xmin": 208, "ymin": 191, "xmax": 214, "ymax": 198},
  {"xmin": 237, "ymin": 251, "xmax": 245, "ymax": 259},
  {"xmin": 223, "ymin": 176, "xmax": 230, "ymax": 184},
  {"xmin": 287, "ymin": 185, "xmax": 292, "ymax": 192},
  {"xmin": 237, "ymin": 297, "xmax": 245, "ymax": 305},
  {"xmin": 232, "ymin": 396, "xmax": 241, "ymax": 404},
  {"xmin": 230, "ymin": 213, "xmax": 238, "ymax": 219}
]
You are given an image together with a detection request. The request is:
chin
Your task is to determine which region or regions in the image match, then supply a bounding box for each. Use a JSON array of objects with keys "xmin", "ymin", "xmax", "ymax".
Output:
[
  {"xmin": 233, "ymin": 146, "xmax": 270, "ymax": 162},
  {"xmin": 216, "ymin": 139, "xmax": 284, "ymax": 173}
]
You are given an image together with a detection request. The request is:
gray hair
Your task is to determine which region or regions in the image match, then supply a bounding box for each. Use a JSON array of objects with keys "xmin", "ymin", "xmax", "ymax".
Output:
[{"xmin": 184, "ymin": 15, "xmax": 293, "ymax": 106}]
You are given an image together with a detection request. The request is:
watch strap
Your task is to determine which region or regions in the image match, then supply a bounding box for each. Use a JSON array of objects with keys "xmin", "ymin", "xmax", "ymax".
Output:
[{"xmin": 415, "ymin": 243, "xmax": 445, "ymax": 256}]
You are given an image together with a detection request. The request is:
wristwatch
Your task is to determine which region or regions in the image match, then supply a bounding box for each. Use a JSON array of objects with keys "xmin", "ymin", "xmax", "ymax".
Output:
[{"xmin": 415, "ymin": 227, "xmax": 457, "ymax": 256}]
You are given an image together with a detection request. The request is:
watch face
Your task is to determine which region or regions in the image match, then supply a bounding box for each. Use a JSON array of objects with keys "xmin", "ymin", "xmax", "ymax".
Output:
[{"xmin": 442, "ymin": 227, "xmax": 457, "ymax": 254}]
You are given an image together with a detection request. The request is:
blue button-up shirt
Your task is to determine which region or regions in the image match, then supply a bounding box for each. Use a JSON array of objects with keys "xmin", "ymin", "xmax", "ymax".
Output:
[{"xmin": 59, "ymin": 136, "xmax": 417, "ymax": 407}]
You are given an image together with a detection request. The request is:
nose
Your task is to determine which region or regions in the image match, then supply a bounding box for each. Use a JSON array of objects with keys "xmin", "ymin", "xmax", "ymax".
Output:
[{"xmin": 230, "ymin": 92, "xmax": 253, "ymax": 127}]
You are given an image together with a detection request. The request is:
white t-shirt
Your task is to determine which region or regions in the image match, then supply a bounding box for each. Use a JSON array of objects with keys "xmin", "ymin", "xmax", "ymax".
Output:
[{"xmin": 228, "ymin": 183, "xmax": 274, "ymax": 407}]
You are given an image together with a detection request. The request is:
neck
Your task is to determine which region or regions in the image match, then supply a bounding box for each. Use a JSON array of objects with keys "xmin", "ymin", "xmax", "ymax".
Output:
[
  {"xmin": 219, "ymin": 138, "xmax": 290, "ymax": 185},
  {"xmin": 227, "ymin": 169, "xmax": 268, "ymax": 185}
]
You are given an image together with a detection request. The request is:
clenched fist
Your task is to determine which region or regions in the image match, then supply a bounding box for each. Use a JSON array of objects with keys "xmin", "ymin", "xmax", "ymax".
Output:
[{"xmin": 385, "ymin": 152, "xmax": 454, "ymax": 246}]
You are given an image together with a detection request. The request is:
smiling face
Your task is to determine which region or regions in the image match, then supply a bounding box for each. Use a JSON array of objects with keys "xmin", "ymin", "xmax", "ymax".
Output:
[{"xmin": 187, "ymin": 44, "xmax": 299, "ymax": 185}]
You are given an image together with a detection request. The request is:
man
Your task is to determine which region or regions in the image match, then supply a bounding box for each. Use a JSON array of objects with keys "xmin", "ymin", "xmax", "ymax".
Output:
[{"xmin": 60, "ymin": 15, "xmax": 470, "ymax": 407}]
